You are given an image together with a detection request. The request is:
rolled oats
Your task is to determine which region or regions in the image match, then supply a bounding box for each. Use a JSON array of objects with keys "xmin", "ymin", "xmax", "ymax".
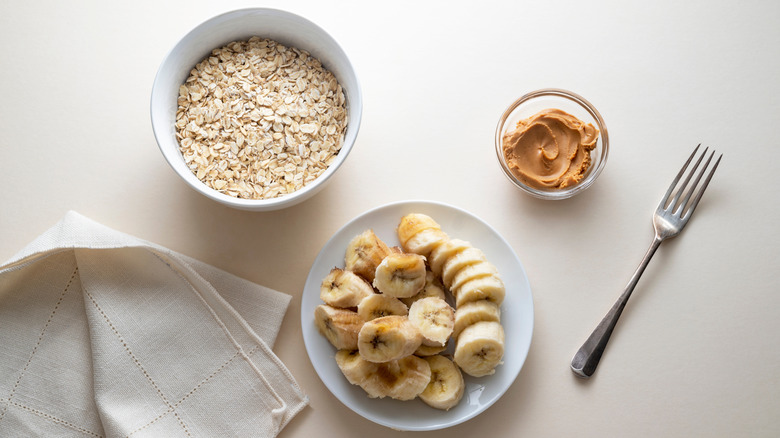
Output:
[{"xmin": 175, "ymin": 37, "xmax": 347, "ymax": 200}]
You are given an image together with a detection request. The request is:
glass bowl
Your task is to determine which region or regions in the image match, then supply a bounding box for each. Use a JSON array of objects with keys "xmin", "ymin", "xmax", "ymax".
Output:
[{"xmin": 495, "ymin": 88, "xmax": 608, "ymax": 200}]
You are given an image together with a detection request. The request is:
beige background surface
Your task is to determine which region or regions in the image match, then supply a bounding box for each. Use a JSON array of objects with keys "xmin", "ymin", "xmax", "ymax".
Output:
[{"xmin": 1, "ymin": 0, "xmax": 778, "ymax": 436}]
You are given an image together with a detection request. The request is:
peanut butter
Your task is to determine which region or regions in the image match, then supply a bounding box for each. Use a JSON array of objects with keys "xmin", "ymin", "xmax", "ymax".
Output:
[{"xmin": 502, "ymin": 108, "xmax": 599, "ymax": 190}]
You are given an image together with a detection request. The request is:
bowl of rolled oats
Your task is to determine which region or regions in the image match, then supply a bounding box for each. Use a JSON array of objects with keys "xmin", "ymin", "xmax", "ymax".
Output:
[{"xmin": 151, "ymin": 8, "xmax": 362, "ymax": 211}]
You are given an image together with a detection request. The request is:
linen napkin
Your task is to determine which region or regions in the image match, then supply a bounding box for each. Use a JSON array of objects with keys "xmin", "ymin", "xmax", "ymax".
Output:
[{"xmin": 0, "ymin": 211, "xmax": 308, "ymax": 437}]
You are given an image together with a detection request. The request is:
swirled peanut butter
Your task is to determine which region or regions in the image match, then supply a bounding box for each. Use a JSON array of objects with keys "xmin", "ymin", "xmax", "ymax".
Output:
[{"xmin": 502, "ymin": 108, "xmax": 599, "ymax": 189}]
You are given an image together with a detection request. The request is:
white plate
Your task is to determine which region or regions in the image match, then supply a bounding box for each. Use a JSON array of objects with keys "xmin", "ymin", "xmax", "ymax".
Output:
[{"xmin": 301, "ymin": 200, "xmax": 534, "ymax": 431}]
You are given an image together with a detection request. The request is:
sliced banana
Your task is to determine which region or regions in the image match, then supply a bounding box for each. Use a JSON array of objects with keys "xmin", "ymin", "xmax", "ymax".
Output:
[
  {"xmin": 357, "ymin": 315, "xmax": 422, "ymax": 363},
  {"xmin": 361, "ymin": 355, "xmax": 432, "ymax": 400},
  {"xmin": 414, "ymin": 342, "xmax": 447, "ymax": 357},
  {"xmin": 428, "ymin": 238, "xmax": 471, "ymax": 277},
  {"xmin": 357, "ymin": 293, "xmax": 408, "ymax": 320},
  {"xmin": 453, "ymin": 300, "xmax": 501, "ymax": 339},
  {"xmin": 335, "ymin": 349, "xmax": 376, "ymax": 386},
  {"xmin": 320, "ymin": 268, "xmax": 374, "ymax": 308},
  {"xmin": 314, "ymin": 304, "xmax": 365, "ymax": 350},
  {"xmin": 448, "ymin": 260, "xmax": 499, "ymax": 292},
  {"xmin": 401, "ymin": 228, "xmax": 449, "ymax": 258},
  {"xmin": 345, "ymin": 229, "xmax": 392, "ymax": 283},
  {"xmin": 408, "ymin": 297, "xmax": 455, "ymax": 347},
  {"xmin": 397, "ymin": 213, "xmax": 441, "ymax": 246},
  {"xmin": 441, "ymin": 246, "xmax": 488, "ymax": 289},
  {"xmin": 454, "ymin": 274, "xmax": 506, "ymax": 307},
  {"xmin": 419, "ymin": 355, "xmax": 465, "ymax": 410},
  {"xmin": 319, "ymin": 213, "xmax": 511, "ymax": 411},
  {"xmin": 372, "ymin": 253, "xmax": 427, "ymax": 298},
  {"xmin": 454, "ymin": 320, "xmax": 505, "ymax": 377},
  {"xmin": 388, "ymin": 355, "xmax": 432, "ymax": 400},
  {"xmin": 400, "ymin": 271, "xmax": 446, "ymax": 307}
]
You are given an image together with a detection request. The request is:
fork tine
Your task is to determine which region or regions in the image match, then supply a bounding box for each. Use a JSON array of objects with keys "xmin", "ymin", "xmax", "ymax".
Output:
[
  {"xmin": 669, "ymin": 148, "xmax": 709, "ymax": 213},
  {"xmin": 662, "ymin": 144, "xmax": 700, "ymax": 209},
  {"xmin": 683, "ymin": 152, "xmax": 722, "ymax": 219},
  {"xmin": 675, "ymin": 149, "xmax": 715, "ymax": 215}
]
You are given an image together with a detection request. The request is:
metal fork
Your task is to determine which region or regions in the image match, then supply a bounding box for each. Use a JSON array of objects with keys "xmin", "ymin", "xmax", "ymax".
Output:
[{"xmin": 570, "ymin": 145, "xmax": 722, "ymax": 378}]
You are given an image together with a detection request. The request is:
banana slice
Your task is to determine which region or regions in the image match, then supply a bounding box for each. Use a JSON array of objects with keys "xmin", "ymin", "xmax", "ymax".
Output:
[
  {"xmin": 314, "ymin": 304, "xmax": 365, "ymax": 350},
  {"xmin": 408, "ymin": 297, "xmax": 455, "ymax": 347},
  {"xmin": 419, "ymin": 355, "xmax": 465, "ymax": 410},
  {"xmin": 335, "ymin": 349, "xmax": 377, "ymax": 386},
  {"xmin": 401, "ymin": 228, "xmax": 449, "ymax": 258},
  {"xmin": 397, "ymin": 213, "xmax": 441, "ymax": 246},
  {"xmin": 358, "ymin": 315, "xmax": 422, "ymax": 363},
  {"xmin": 454, "ymin": 274, "xmax": 506, "ymax": 307},
  {"xmin": 388, "ymin": 355, "xmax": 433, "ymax": 400},
  {"xmin": 372, "ymin": 253, "xmax": 427, "ymax": 298},
  {"xmin": 361, "ymin": 355, "xmax": 432, "ymax": 400},
  {"xmin": 428, "ymin": 239, "xmax": 471, "ymax": 277},
  {"xmin": 454, "ymin": 320, "xmax": 505, "ymax": 377},
  {"xmin": 320, "ymin": 268, "xmax": 374, "ymax": 308},
  {"xmin": 414, "ymin": 342, "xmax": 447, "ymax": 357},
  {"xmin": 453, "ymin": 300, "xmax": 501, "ymax": 339},
  {"xmin": 345, "ymin": 229, "xmax": 392, "ymax": 283},
  {"xmin": 357, "ymin": 293, "xmax": 408, "ymax": 320},
  {"xmin": 448, "ymin": 260, "xmax": 499, "ymax": 292},
  {"xmin": 441, "ymin": 246, "xmax": 488, "ymax": 289},
  {"xmin": 337, "ymin": 349, "xmax": 432, "ymax": 400},
  {"xmin": 401, "ymin": 271, "xmax": 446, "ymax": 307}
]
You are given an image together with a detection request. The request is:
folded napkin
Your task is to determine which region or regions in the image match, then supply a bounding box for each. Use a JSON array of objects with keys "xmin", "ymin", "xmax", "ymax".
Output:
[{"xmin": 0, "ymin": 212, "xmax": 307, "ymax": 437}]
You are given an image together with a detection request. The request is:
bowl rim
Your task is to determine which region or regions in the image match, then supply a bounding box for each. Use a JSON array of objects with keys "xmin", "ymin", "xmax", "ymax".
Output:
[
  {"xmin": 150, "ymin": 7, "xmax": 363, "ymax": 211},
  {"xmin": 494, "ymin": 88, "xmax": 609, "ymax": 200}
]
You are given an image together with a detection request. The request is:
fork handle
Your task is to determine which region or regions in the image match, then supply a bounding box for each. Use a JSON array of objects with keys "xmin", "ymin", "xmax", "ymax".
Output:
[{"xmin": 571, "ymin": 236, "xmax": 663, "ymax": 378}]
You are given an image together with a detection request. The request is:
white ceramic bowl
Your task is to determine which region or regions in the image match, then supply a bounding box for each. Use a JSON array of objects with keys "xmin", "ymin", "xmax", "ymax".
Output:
[{"xmin": 151, "ymin": 8, "xmax": 362, "ymax": 211}]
